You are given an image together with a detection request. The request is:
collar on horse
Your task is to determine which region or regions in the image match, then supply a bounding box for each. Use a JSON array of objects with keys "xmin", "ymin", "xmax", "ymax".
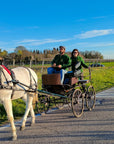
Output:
[{"xmin": 1, "ymin": 65, "xmax": 11, "ymax": 75}]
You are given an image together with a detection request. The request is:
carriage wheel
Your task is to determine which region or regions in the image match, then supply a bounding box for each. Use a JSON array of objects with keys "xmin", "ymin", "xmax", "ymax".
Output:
[
  {"xmin": 55, "ymin": 97, "xmax": 64, "ymax": 109},
  {"xmin": 86, "ymin": 86, "xmax": 96, "ymax": 111},
  {"xmin": 57, "ymin": 103, "xmax": 64, "ymax": 109},
  {"xmin": 35, "ymin": 94, "xmax": 49, "ymax": 114},
  {"xmin": 67, "ymin": 93, "xmax": 72, "ymax": 108},
  {"xmin": 71, "ymin": 89, "xmax": 84, "ymax": 118},
  {"xmin": 43, "ymin": 97, "xmax": 51, "ymax": 113},
  {"xmin": 35, "ymin": 94, "xmax": 44, "ymax": 114}
]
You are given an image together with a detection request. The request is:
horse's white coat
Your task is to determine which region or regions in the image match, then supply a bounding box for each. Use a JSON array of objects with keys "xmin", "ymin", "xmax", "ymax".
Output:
[{"xmin": 0, "ymin": 66, "xmax": 38, "ymax": 140}]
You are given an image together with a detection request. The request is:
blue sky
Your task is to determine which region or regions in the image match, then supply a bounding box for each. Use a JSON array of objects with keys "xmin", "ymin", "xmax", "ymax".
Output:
[{"xmin": 0, "ymin": 0, "xmax": 114, "ymax": 59}]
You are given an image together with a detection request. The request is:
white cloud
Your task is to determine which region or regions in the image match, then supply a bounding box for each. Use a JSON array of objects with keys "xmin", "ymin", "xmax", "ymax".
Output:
[
  {"xmin": 0, "ymin": 41, "xmax": 9, "ymax": 45},
  {"xmin": 75, "ymin": 29, "xmax": 114, "ymax": 39},
  {"xmin": 17, "ymin": 38, "xmax": 70, "ymax": 46},
  {"xmin": 92, "ymin": 16, "xmax": 106, "ymax": 19},
  {"xmin": 6, "ymin": 48, "xmax": 15, "ymax": 52},
  {"xmin": 0, "ymin": 46, "xmax": 15, "ymax": 52},
  {"xmin": 18, "ymin": 39, "xmax": 38, "ymax": 43},
  {"xmin": 76, "ymin": 42, "xmax": 114, "ymax": 47}
]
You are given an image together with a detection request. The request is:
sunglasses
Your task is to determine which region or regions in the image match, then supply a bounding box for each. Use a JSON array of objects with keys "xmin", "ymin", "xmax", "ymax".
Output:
[
  {"xmin": 73, "ymin": 51, "xmax": 78, "ymax": 53},
  {"xmin": 60, "ymin": 48, "xmax": 65, "ymax": 50}
]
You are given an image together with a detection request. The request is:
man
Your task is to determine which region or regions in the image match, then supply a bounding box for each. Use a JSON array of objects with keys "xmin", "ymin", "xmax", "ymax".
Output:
[{"xmin": 47, "ymin": 46, "xmax": 71, "ymax": 84}]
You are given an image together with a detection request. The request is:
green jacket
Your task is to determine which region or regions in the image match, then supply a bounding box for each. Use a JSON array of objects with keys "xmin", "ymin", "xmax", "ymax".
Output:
[
  {"xmin": 71, "ymin": 56, "xmax": 88, "ymax": 72},
  {"xmin": 51, "ymin": 54, "xmax": 71, "ymax": 70}
]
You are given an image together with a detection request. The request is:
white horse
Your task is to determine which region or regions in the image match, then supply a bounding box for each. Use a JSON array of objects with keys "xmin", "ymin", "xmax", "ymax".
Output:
[{"xmin": 0, "ymin": 66, "xmax": 38, "ymax": 140}]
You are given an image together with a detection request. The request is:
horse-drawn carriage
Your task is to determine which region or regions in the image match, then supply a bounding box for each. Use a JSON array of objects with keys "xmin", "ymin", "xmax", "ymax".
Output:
[
  {"xmin": 38, "ymin": 69, "xmax": 96, "ymax": 118},
  {"xmin": 0, "ymin": 65, "xmax": 96, "ymax": 140}
]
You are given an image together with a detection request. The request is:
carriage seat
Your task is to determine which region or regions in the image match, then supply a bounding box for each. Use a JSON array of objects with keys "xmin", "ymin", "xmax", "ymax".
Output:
[
  {"xmin": 42, "ymin": 73, "xmax": 78, "ymax": 86},
  {"xmin": 64, "ymin": 73, "xmax": 89, "ymax": 84},
  {"xmin": 42, "ymin": 73, "xmax": 61, "ymax": 85},
  {"xmin": 63, "ymin": 72, "xmax": 78, "ymax": 85}
]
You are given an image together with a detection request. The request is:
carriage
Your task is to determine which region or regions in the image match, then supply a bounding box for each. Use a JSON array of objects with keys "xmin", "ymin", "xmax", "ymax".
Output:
[
  {"xmin": 0, "ymin": 65, "xmax": 96, "ymax": 140},
  {"xmin": 37, "ymin": 69, "xmax": 96, "ymax": 118}
]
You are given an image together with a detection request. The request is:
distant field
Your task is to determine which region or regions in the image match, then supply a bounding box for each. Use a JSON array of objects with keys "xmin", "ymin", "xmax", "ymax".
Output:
[{"xmin": 0, "ymin": 62, "xmax": 114, "ymax": 125}]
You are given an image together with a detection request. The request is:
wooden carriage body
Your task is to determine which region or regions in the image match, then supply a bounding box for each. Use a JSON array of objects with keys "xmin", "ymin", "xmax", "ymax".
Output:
[{"xmin": 42, "ymin": 73, "xmax": 78, "ymax": 95}]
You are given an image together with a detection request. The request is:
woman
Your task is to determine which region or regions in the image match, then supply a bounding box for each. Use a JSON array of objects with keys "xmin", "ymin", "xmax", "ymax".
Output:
[{"xmin": 69, "ymin": 49, "xmax": 90, "ymax": 80}]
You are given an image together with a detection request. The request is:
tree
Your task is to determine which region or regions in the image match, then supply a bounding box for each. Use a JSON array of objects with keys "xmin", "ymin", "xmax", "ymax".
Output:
[
  {"xmin": 81, "ymin": 50, "xmax": 103, "ymax": 59},
  {"xmin": 0, "ymin": 50, "xmax": 8, "ymax": 57},
  {"xmin": 14, "ymin": 46, "xmax": 27, "ymax": 53},
  {"xmin": 9, "ymin": 53, "xmax": 16, "ymax": 66}
]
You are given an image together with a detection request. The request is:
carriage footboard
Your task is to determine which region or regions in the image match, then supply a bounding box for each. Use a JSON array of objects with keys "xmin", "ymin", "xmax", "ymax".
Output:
[{"xmin": 38, "ymin": 89, "xmax": 67, "ymax": 98}]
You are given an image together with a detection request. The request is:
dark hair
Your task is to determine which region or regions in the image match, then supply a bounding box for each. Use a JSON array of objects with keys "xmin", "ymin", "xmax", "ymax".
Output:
[
  {"xmin": 59, "ymin": 46, "xmax": 65, "ymax": 50},
  {"xmin": 71, "ymin": 49, "xmax": 79, "ymax": 58}
]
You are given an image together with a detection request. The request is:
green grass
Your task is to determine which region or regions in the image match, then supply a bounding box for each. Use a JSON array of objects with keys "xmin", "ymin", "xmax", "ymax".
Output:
[
  {"xmin": 0, "ymin": 62, "xmax": 114, "ymax": 125},
  {"xmin": 88, "ymin": 66, "xmax": 114, "ymax": 92}
]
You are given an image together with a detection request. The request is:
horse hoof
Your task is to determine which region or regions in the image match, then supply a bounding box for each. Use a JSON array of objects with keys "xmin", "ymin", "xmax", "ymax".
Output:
[
  {"xmin": 20, "ymin": 126, "xmax": 25, "ymax": 131},
  {"xmin": 41, "ymin": 112, "xmax": 46, "ymax": 116},
  {"xmin": 12, "ymin": 136, "xmax": 17, "ymax": 141}
]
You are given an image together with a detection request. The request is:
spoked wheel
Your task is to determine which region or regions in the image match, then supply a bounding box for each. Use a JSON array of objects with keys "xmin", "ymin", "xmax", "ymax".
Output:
[
  {"xmin": 55, "ymin": 98, "xmax": 64, "ymax": 109},
  {"xmin": 35, "ymin": 94, "xmax": 43, "ymax": 114},
  {"xmin": 44, "ymin": 97, "xmax": 51, "ymax": 113},
  {"xmin": 86, "ymin": 85, "xmax": 96, "ymax": 111},
  {"xmin": 67, "ymin": 93, "xmax": 72, "ymax": 108},
  {"xmin": 71, "ymin": 89, "xmax": 84, "ymax": 118},
  {"xmin": 36, "ymin": 94, "xmax": 50, "ymax": 114}
]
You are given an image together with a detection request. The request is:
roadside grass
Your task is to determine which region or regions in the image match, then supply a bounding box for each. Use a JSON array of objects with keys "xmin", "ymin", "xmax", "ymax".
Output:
[
  {"xmin": 0, "ymin": 62, "xmax": 114, "ymax": 125},
  {"xmin": 88, "ymin": 66, "xmax": 114, "ymax": 92}
]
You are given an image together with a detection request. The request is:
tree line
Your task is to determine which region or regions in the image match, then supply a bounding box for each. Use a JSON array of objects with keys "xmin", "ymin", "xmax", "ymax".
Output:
[{"xmin": 0, "ymin": 46, "xmax": 104, "ymax": 65}]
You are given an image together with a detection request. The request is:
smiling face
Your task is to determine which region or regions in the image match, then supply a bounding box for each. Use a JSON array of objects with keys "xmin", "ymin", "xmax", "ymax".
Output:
[{"xmin": 73, "ymin": 50, "xmax": 79, "ymax": 57}]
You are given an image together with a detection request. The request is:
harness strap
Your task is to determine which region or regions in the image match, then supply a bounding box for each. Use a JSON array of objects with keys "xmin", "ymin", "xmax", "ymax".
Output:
[
  {"xmin": 25, "ymin": 67, "xmax": 32, "ymax": 88},
  {"xmin": 0, "ymin": 68, "xmax": 9, "ymax": 86},
  {"xmin": 23, "ymin": 67, "xmax": 37, "ymax": 89},
  {"xmin": 0, "ymin": 70, "xmax": 2, "ymax": 88}
]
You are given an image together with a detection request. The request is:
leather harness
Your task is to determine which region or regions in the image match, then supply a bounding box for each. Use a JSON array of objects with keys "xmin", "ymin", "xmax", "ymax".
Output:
[{"xmin": 0, "ymin": 66, "xmax": 37, "ymax": 99}]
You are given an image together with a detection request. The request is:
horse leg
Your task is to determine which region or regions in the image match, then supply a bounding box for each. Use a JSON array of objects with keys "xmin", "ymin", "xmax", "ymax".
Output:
[
  {"xmin": 20, "ymin": 94, "xmax": 33, "ymax": 131},
  {"xmin": 3, "ymin": 99, "xmax": 17, "ymax": 141},
  {"xmin": 30, "ymin": 104, "xmax": 35, "ymax": 126},
  {"xmin": 30, "ymin": 92, "xmax": 38, "ymax": 125},
  {"xmin": 22, "ymin": 93, "xmax": 35, "ymax": 126}
]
